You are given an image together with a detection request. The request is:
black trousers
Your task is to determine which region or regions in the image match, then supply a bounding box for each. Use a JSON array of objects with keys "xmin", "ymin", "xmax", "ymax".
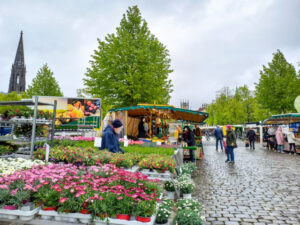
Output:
[
  {"xmin": 289, "ymin": 143, "xmax": 296, "ymax": 153},
  {"xmin": 249, "ymin": 140, "xmax": 255, "ymax": 149}
]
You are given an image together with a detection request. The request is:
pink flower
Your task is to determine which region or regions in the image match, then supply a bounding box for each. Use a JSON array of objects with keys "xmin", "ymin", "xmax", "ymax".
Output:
[
  {"xmin": 59, "ymin": 197, "xmax": 68, "ymax": 204},
  {"xmin": 10, "ymin": 188, "xmax": 18, "ymax": 196},
  {"xmin": 117, "ymin": 196, "xmax": 123, "ymax": 200}
]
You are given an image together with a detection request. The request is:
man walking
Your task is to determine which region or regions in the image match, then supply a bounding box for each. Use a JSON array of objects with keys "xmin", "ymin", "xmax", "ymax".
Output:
[
  {"xmin": 214, "ymin": 126, "xmax": 224, "ymax": 151},
  {"xmin": 247, "ymin": 127, "xmax": 257, "ymax": 150}
]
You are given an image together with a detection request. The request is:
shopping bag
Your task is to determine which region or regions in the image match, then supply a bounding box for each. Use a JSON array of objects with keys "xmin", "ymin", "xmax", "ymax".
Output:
[{"xmin": 223, "ymin": 140, "xmax": 227, "ymax": 154}]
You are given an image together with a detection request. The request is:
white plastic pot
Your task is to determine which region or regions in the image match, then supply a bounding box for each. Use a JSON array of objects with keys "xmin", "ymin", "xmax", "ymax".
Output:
[
  {"xmin": 167, "ymin": 191, "xmax": 175, "ymax": 199},
  {"xmin": 183, "ymin": 193, "xmax": 192, "ymax": 199}
]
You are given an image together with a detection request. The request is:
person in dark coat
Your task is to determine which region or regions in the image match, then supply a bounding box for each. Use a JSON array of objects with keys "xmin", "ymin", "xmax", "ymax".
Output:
[
  {"xmin": 137, "ymin": 118, "xmax": 146, "ymax": 138},
  {"xmin": 214, "ymin": 126, "xmax": 224, "ymax": 151},
  {"xmin": 246, "ymin": 128, "xmax": 257, "ymax": 150},
  {"xmin": 100, "ymin": 119, "xmax": 125, "ymax": 153},
  {"xmin": 225, "ymin": 125, "xmax": 236, "ymax": 163},
  {"xmin": 183, "ymin": 126, "xmax": 195, "ymax": 162}
]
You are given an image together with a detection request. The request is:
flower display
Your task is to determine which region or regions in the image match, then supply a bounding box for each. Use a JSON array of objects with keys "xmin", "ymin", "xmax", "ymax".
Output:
[
  {"xmin": 0, "ymin": 163, "xmax": 161, "ymax": 221},
  {"xmin": 176, "ymin": 163, "xmax": 196, "ymax": 176},
  {"xmin": 174, "ymin": 175, "xmax": 195, "ymax": 194},
  {"xmin": 54, "ymin": 136, "xmax": 95, "ymax": 142},
  {"xmin": 176, "ymin": 199, "xmax": 202, "ymax": 213},
  {"xmin": 34, "ymin": 146, "xmax": 176, "ymax": 172},
  {"xmin": 0, "ymin": 158, "xmax": 45, "ymax": 175},
  {"xmin": 164, "ymin": 180, "xmax": 175, "ymax": 192},
  {"xmin": 155, "ymin": 198, "xmax": 173, "ymax": 224},
  {"xmin": 173, "ymin": 209, "xmax": 204, "ymax": 225}
]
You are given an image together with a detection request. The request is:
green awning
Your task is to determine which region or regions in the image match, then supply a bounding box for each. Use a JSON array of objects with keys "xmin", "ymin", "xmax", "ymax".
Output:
[
  {"xmin": 109, "ymin": 104, "xmax": 209, "ymax": 123},
  {"xmin": 263, "ymin": 113, "xmax": 300, "ymax": 125}
]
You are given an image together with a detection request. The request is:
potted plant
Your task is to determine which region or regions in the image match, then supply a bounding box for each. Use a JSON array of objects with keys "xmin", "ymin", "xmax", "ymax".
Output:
[
  {"xmin": 164, "ymin": 181, "xmax": 176, "ymax": 199},
  {"xmin": 33, "ymin": 184, "xmax": 60, "ymax": 210},
  {"xmin": 115, "ymin": 195, "xmax": 134, "ymax": 221},
  {"xmin": 176, "ymin": 199, "xmax": 202, "ymax": 214},
  {"xmin": 173, "ymin": 209, "xmax": 204, "ymax": 225},
  {"xmin": 175, "ymin": 176, "xmax": 195, "ymax": 199},
  {"xmin": 136, "ymin": 200, "xmax": 156, "ymax": 222},
  {"xmin": 0, "ymin": 188, "xmax": 12, "ymax": 209},
  {"xmin": 155, "ymin": 199, "xmax": 173, "ymax": 225},
  {"xmin": 7, "ymin": 189, "xmax": 31, "ymax": 209}
]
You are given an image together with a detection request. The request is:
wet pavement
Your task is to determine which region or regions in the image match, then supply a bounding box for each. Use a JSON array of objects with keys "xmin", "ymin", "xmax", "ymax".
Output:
[{"xmin": 194, "ymin": 139, "xmax": 300, "ymax": 225}]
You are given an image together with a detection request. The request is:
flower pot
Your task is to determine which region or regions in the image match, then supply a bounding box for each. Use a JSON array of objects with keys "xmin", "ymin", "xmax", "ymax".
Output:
[
  {"xmin": 167, "ymin": 191, "xmax": 175, "ymax": 199},
  {"xmin": 80, "ymin": 209, "xmax": 91, "ymax": 214},
  {"xmin": 43, "ymin": 206, "xmax": 57, "ymax": 211},
  {"xmin": 137, "ymin": 216, "xmax": 151, "ymax": 223},
  {"xmin": 116, "ymin": 214, "xmax": 130, "ymax": 220},
  {"xmin": 183, "ymin": 193, "xmax": 192, "ymax": 199},
  {"xmin": 130, "ymin": 215, "xmax": 136, "ymax": 221},
  {"xmin": 3, "ymin": 205, "xmax": 17, "ymax": 210}
]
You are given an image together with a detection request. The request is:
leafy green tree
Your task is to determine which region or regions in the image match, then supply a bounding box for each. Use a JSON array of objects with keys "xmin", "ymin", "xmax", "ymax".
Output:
[
  {"xmin": 26, "ymin": 64, "xmax": 63, "ymax": 97},
  {"xmin": 255, "ymin": 50, "xmax": 300, "ymax": 113},
  {"xmin": 84, "ymin": 5, "xmax": 173, "ymax": 109},
  {"xmin": 0, "ymin": 92, "xmax": 25, "ymax": 114}
]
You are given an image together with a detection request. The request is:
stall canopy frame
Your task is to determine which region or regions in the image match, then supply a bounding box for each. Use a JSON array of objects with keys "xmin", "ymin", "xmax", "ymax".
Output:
[
  {"xmin": 263, "ymin": 113, "xmax": 300, "ymax": 125},
  {"xmin": 109, "ymin": 104, "xmax": 209, "ymax": 123}
]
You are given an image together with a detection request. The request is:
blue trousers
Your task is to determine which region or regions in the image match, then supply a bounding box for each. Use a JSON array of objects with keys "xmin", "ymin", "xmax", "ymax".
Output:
[
  {"xmin": 216, "ymin": 138, "xmax": 223, "ymax": 150},
  {"xmin": 226, "ymin": 146, "xmax": 234, "ymax": 162},
  {"xmin": 189, "ymin": 149, "xmax": 195, "ymax": 162}
]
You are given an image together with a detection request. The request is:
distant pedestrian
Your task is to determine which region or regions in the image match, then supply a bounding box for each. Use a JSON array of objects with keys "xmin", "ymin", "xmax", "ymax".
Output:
[
  {"xmin": 275, "ymin": 127, "xmax": 284, "ymax": 153},
  {"xmin": 225, "ymin": 125, "xmax": 236, "ymax": 163},
  {"xmin": 214, "ymin": 126, "xmax": 224, "ymax": 151},
  {"xmin": 183, "ymin": 126, "xmax": 196, "ymax": 162},
  {"xmin": 263, "ymin": 128, "xmax": 271, "ymax": 150},
  {"xmin": 286, "ymin": 128, "xmax": 297, "ymax": 155},
  {"xmin": 246, "ymin": 128, "xmax": 257, "ymax": 150}
]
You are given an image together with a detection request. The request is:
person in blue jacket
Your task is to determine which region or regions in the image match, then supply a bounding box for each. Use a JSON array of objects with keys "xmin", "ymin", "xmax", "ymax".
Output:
[
  {"xmin": 100, "ymin": 119, "xmax": 125, "ymax": 153},
  {"xmin": 214, "ymin": 126, "xmax": 224, "ymax": 151}
]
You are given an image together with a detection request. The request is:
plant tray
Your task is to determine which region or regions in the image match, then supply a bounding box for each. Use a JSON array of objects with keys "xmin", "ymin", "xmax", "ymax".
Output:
[
  {"xmin": 140, "ymin": 170, "xmax": 173, "ymax": 181},
  {"xmin": 0, "ymin": 207, "xmax": 40, "ymax": 221},
  {"xmin": 39, "ymin": 210, "xmax": 93, "ymax": 223}
]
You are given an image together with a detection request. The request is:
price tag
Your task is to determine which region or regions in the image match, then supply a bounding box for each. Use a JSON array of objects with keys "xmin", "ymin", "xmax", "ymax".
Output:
[
  {"xmin": 45, "ymin": 144, "xmax": 50, "ymax": 163},
  {"xmin": 94, "ymin": 137, "xmax": 102, "ymax": 147}
]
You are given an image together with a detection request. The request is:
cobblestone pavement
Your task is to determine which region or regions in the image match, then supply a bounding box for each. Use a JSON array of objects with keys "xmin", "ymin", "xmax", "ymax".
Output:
[{"xmin": 193, "ymin": 140, "xmax": 300, "ymax": 225}]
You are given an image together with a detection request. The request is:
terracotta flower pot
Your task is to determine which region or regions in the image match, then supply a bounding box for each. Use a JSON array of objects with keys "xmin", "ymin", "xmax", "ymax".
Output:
[
  {"xmin": 3, "ymin": 205, "xmax": 17, "ymax": 210},
  {"xmin": 136, "ymin": 216, "xmax": 151, "ymax": 222},
  {"xmin": 116, "ymin": 214, "xmax": 130, "ymax": 220}
]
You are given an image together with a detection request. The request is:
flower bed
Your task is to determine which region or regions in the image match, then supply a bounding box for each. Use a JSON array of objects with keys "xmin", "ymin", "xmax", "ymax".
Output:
[
  {"xmin": 0, "ymin": 158, "xmax": 45, "ymax": 175},
  {"xmin": 0, "ymin": 163, "xmax": 161, "ymax": 222},
  {"xmin": 33, "ymin": 147, "xmax": 175, "ymax": 173}
]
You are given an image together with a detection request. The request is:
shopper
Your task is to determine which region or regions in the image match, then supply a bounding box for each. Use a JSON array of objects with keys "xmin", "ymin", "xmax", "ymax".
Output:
[
  {"xmin": 193, "ymin": 125, "xmax": 202, "ymax": 137},
  {"xmin": 286, "ymin": 128, "xmax": 297, "ymax": 155},
  {"xmin": 246, "ymin": 127, "xmax": 257, "ymax": 150},
  {"xmin": 225, "ymin": 125, "xmax": 236, "ymax": 163},
  {"xmin": 214, "ymin": 126, "xmax": 224, "ymax": 151},
  {"xmin": 100, "ymin": 119, "xmax": 125, "ymax": 153},
  {"xmin": 275, "ymin": 127, "xmax": 284, "ymax": 153},
  {"xmin": 263, "ymin": 128, "xmax": 270, "ymax": 150},
  {"xmin": 183, "ymin": 126, "xmax": 196, "ymax": 162},
  {"xmin": 138, "ymin": 118, "xmax": 146, "ymax": 138}
]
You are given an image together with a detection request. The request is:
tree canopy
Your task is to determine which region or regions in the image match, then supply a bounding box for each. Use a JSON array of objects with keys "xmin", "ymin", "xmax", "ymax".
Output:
[
  {"xmin": 26, "ymin": 64, "xmax": 63, "ymax": 98},
  {"xmin": 255, "ymin": 50, "xmax": 300, "ymax": 114},
  {"xmin": 83, "ymin": 5, "xmax": 173, "ymax": 109}
]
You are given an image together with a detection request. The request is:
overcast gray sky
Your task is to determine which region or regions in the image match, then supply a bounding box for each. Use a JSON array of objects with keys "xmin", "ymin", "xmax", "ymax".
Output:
[{"xmin": 0, "ymin": 0, "xmax": 300, "ymax": 109}]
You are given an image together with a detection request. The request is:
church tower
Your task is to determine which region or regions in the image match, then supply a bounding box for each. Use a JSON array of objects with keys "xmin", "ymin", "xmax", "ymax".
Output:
[{"xmin": 8, "ymin": 31, "xmax": 26, "ymax": 93}]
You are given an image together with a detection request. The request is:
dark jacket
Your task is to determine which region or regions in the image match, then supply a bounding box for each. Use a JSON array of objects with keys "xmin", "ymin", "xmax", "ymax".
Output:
[
  {"xmin": 100, "ymin": 125, "xmax": 124, "ymax": 153},
  {"xmin": 226, "ymin": 130, "xmax": 236, "ymax": 147},
  {"xmin": 183, "ymin": 126, "xmax": 196, "ymax": 146},
  {"xmin": 247, "ymin": 130, "xmax": 256, "ymax": 141},
  {"xmin": 214, "ymin": 127, "xmax": 224, "ymax": 140},
  {"xmin": 137, "ymin": 121, "xmax": 146, "ymax": 138}
]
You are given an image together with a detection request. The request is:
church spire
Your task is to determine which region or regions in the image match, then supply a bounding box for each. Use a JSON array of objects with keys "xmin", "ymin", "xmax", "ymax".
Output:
[{"xmin": 8, "ymin": 31, "xmax": 26, "ymax": 93}]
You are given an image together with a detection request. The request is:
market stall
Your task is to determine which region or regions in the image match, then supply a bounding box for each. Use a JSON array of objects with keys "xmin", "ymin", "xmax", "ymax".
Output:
[
  {"xmin": 101, "ymin": 104, "xmax": 208, "ymax": 159},
  {"xmin": 263, "ymin": 113, "xmax": 300, "ymax": 153}
]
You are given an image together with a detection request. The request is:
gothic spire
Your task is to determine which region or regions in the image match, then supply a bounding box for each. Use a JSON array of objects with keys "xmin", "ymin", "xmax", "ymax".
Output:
[
  {"xmin": 14, "ymin": 31, "xmax": 25, "ymax": 66},
  {"xmin": 8, "ymin": 31, "xmax": 26, "ymax": 93}
]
